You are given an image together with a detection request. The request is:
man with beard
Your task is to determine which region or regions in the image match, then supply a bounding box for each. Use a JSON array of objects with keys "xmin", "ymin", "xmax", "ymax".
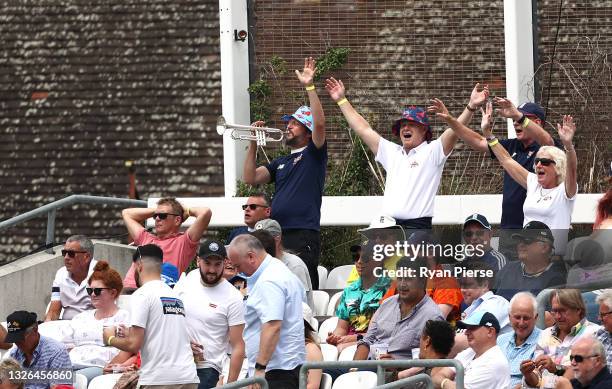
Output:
[
  {"xmin": 103, "ymin": 244, "xmax": 199, "ymax": 389},
  {"xmin": 174, "ymin": 240, "xmax": 246, "ymax": 388},
  {"xmin": 243, "ymin": 57, "xmax": 326, "ymax": 290}
]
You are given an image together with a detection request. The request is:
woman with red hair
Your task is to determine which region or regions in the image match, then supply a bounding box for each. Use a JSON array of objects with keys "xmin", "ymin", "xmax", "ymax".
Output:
[
  {"xmin": 70, "ymin": 261, "xmax": 135, "ymax": 385},
  {"xmin": 594, "ymin": 188, "xmax": 612, "ymax": 230}
]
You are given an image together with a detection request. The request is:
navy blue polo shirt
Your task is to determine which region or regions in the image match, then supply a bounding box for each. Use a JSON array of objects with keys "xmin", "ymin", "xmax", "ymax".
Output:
[
  {"xmin": 265, "ymin": 140, "xmax": 327, "ymax": 231},
  {"xmin": 493, "ymin": 260, "xmax": 567, "ymax": 301},
  {"xmin": 490, "ymin": 139, "xmax": 540, "ymax": 228}
]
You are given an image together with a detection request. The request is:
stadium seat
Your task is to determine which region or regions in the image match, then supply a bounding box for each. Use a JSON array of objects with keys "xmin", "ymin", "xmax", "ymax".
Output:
[
  {"xmin": 320, "ymin": 372, "xmax": 333, "ymax": 389},
  {"xmin": 320, "ymin": 343, "xmax": 339, "ymax": 361},
  {"xmin": 313, "ymin": 291, "xmax": 331, "ymax": 317},
  {"xmin": 325, "ymin": 265, "xmax": 354, "ymax": 289},
  {"xmin": 318, "ymin": 317, "xmax": 338, "ymax": 343},
  {"xmin": 338, "ymin": 344, "xmax": 357, "ymax": 361},
  {"xmin": 326, "ymin": 291, "xmax": 343, "ymax": 316},
  {"xmin": 117, "ymin": 295, "xmax": 132, "ymax": 311},
  {"xmin": 87, "ymin": 373, "xmax": 122, "ymax": 389},
  {"xmin": 317, "ymin": 266, "xmax": 329, "ymax": 289},
  {"xmin": 332, "ymin": 371, "xmax": 377, "ymax": 389},
  {"xmin": 73, "ymin": 373, "xmax": 87, "ymax": 389}
]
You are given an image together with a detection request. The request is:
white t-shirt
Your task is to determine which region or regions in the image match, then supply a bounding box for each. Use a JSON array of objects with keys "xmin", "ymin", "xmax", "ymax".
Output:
[
  {"xmin": 454, "ymin": 345, "xmax": 510, "ymax": 389},
  {"xmin": 130, "ymin": 279, "xmax": 199, "ymax": 385},
  {"xmin": 174, "ymin": 270, "xmax": 245, "ymax": 373},
  {"xmin": 281, "ymin": 252, "xmax": 313, "ymax": 310},
  {"xmin": 523, "ymin": 173, "xmax": 576, "ymax": 254},
  {"xmin": 51, "ymin": 259, "xmax": 98, "ymax": 320},
  {"xmin": 375, "ymin": 138, "xmax": 449, "ymax": 220},
  {"xmin": 69, "ymin": 308, "xmax": 130, "ymax": 368}
]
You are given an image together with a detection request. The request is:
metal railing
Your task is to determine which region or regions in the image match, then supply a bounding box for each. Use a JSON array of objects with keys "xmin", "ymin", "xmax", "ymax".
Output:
[
  {"xmin": 0, "ymin": 194, "xmax": 147, "ymax": 253},
  {"xmin": 375, "ymin": 373, "xmax": 433, "ymax": 389},
  {"xmin": 217, "ymin": 376, "xmax": 269, "ymax": 389},
  {"xmin": 300, "ymin": 359, "xmax": 464, "ymax": 389}
]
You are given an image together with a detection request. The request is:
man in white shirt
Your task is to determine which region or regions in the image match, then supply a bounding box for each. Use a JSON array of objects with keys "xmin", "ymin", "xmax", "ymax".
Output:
[
  {"xmin": 325, "ymin": 78, "xmax": 488, "ymax": 228},
  {"xmin": 102, "ymin": 244, "xmax": 199, "ymax": 389},
  {"xmin": 253, "ymin": 218, "xmax": 314, "ymax": 310},
  {"xmin": 433, "ymin": 311, "xmax": 511, "ymax": 389},
  {"xmin": 174, "ymin": 240, "xmax": 246, "ymax": 389},
  {"xmin": 46, "ymin": 235, "xmax": 97, "ymax": 321}
]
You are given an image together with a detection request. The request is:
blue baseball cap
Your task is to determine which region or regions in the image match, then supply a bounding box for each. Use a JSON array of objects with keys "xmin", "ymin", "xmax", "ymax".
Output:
[
  {"xmin": 161, "ymin": 263, "xmax": 179, "ymax": 287},
  {"xmin": 281, "ymin": 106, "xmax": 313, "ymax": 132},
  {"xmin": 518, "ymin": 102, "xmax": 545, "ymax": 121},
  {"xmin": 457, "ymin": 311, "xmax": 500, "ymax": 333},
  {"xmin": 463, "ymin": 213, "xmax": 491, "ymax": 230}
]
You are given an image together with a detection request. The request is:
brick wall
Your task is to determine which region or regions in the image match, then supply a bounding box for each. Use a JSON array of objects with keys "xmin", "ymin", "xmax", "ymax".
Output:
[
  {"xmin": 0, "ymin": 0, "xmax": 222, "ymax": 262},
  {"xmin": 536, "ymin": 0, "xmax": 612, "ymax": 193}
]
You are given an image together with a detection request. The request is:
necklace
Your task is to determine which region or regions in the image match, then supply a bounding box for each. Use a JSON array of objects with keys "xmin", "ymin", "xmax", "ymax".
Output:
[{"xmin": 537, "ymin": 185, "xmax": 554, "ymax": 203}]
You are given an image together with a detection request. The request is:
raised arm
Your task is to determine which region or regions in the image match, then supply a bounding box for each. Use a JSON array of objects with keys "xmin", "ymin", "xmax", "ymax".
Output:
[
  {"xmin": 296, "ymin": 57, "xmax": 326, "ymax": 148},
  {"xmin": 184, "ymin": 206, "xmax": 212, "ymax": 242},
  {"xmin": 121, "ymin": 207, "xmax": 154, "ymax": 240},
  {"xmin": 438, "ymin": 83, "xmax": 490, "ymax": 155},
  {"xmin": 435, "ymin": 106, "xmax": 529, "ymax": 188},
  {"xmin": 494, "ymin": 97, "xmax": 554, "ymax": 146},
  {"xmin": 227, "ymin": 324, "xmax": 246, "ymax": 383},
  {"xmin": 325, "ymin": 77, "xmax": 381, "ymax": 154},
  {"xmin": 243, "ymin": 122, "xmax": 272, "ymax": 185},
  {"xmin": 557, "ymin": 115, "xmax": 577, "ymax": 197}
]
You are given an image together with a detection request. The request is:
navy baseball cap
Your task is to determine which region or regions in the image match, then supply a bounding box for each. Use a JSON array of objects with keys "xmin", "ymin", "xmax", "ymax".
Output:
[
  {"xmin": 5, "ymin": 311, "xmax": 38, "ymax": 343},
  {"xmin": 463, "ymin": 214, "xmax": 491, "ymax": 230},
  {"xmin": 518, "ymin": 102, "xmax": 545, "ymax": 121},
  {"xmin": 198, "ymin": 240, "xmax": 227, "ymax": 260},
  {"xmin": 512, "ymin": 221, "xmax": 554, "ymax": 244}
]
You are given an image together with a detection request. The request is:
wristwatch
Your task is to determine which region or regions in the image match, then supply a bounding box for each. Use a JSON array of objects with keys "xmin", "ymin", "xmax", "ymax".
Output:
[
  {"xmin": 255, "ymin": 362, "xmax": 267, "ymax": 371},
  {"xmin": 485, "ymin": 134, "xmax": 496, "ymax": 141}
]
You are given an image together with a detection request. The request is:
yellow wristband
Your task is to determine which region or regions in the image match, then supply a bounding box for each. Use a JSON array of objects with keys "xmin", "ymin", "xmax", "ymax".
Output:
[
  {"xmin": 336, "ymin": 98, "xmax": 348, "ymax": 106},
  {"xmin": 107, "ymin": 335, "xmax": 115, "ymax": 346},
  {"xmin": 305, "ymin": 85, "xmax": 315, "ymax": 91},
  {"xmin": 522, "ymin": 117, "xmax": 531, "ymax": 128},
  {"xmin": 441, "ymin": 378, "xmax": 450, "ymax": 389},
  {"xmin": 488, "ymin": 139, "xmax": 499, "ymax": 147}
]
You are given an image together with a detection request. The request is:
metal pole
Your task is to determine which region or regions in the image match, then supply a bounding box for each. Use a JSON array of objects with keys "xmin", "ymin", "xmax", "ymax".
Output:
[
  {"xmin": 45, "ymin": 209, "xmax": 56, "ymax": 254},
  {"xmin": 374, "ymin": 373, "xmax": 433, "ymax": 389},
  {"xmin": 376, "ymin": 364, "xmax": 385, "ymax": 385},
  {"xmin": 216, "ymin": 376, "xmax": 268, "ymax": 389}
]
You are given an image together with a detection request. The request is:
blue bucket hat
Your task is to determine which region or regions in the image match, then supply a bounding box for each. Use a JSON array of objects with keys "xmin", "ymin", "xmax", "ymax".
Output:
[
  {"xmin": 281, "ymin": 106, "xmax": 313, "ymax": 132},
  {"xmin": 391, "ymin": 106, "xmax": 432, "ymax": 141}
]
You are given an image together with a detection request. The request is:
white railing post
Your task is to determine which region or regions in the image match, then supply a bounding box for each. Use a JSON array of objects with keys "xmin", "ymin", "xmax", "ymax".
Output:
[
  {"xmin": 219, "ymin": 0, "xmax": 251, "ymax": 197},
  {"xmin": 504, "ymin": 0, "xmax": 536, "ymax": 138}
]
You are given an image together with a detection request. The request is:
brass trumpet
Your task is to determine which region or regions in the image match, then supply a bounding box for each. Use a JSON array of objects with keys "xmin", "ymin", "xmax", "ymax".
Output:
[{"xmin": 216, "ymin": 116, "xmax": 284, "ymax": 146}]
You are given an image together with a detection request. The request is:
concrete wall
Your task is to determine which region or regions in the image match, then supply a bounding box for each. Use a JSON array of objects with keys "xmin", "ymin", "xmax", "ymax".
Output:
[{"xmin": 0, "ymin": 241, "xmax": 135, "ymax": 319}]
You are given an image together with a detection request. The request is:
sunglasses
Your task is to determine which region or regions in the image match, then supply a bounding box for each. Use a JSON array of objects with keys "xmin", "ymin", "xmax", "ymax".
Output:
[
  {"xmin": 463, "ymin": 230, "xmax": 487, "ymax": 238},
  {"xmin": 535, "ymin": 157, "xmax": 556, "ymax": 166},
  {"xmin": 61, "ymin": 249, "xmax": 88, "ymax": 258},
  {"xmin": 569, "ymin": 354, "xmax": 598, "ymax": 363},
  {"xmin": 152, "ymin": 212, "xmax": 180, "ymax": 220},
  {"xmin": 241, "ymin": 204, "xmax": 268, "ymax": 211},
  {"xmin": 86, "ymin": 287, "xmax": 111, "ymax": 296}
]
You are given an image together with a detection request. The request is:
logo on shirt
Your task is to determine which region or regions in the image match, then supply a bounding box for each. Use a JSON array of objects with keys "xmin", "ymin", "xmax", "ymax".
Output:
[
  {"xmin": 160, "ymin": 297, "xmax": 185, "ymax": 316},
  {"xmin": 278, "ymin": 164, "xmax": 285, "ymax": 170},
  {"xmin": 293, "ymin": 154, "xmax": 303, "ymax": 166},
  {"xmin": 409, "ymin": 161, "xmax": 419, "ymax": 168},
  {"xmin": 527, "ymin": 151, "xmax": 534, "ymax": 158},
  {"xmin": 209, "ymin": 303, "xmax": 218, "ymax": 309}
]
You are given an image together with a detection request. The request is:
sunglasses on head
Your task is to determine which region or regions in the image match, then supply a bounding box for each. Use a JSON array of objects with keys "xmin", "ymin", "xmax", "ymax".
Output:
[
  {"xmin": 463, "ymin": 230, "xmax": 487, "ymax": 238},
  {"xmin": 535, "ymin": 157, "xmax": 556, "ymax": 166},
  {"xmin": 241, "ymin": 204, "xmax": 268, "ymax": 211},
  {"xmin": 61, "ymin": 249, "xmax": 88, "ymax": 258},
  {"xmin": 152, "ymin": 212, "xmax": 180, "ymax": 220},
  {"xmin": 86, "ymin": 287, "xmax": 111, "ymax": 296},
  {"xmin": 569, "ymin": 354, "xmax": 598, "ymax": 363}
]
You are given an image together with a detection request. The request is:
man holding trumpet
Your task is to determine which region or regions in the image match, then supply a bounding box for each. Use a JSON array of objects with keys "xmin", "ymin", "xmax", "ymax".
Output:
[{"xmin": 243, "ymin": 57, "xmax": 327, "ymax": 290}]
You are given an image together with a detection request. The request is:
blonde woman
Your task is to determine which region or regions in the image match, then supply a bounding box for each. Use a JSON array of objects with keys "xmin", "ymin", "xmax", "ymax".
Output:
[{"xmin": 431, "ymin": 99, "xmax": 577, "ymax": 255}]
